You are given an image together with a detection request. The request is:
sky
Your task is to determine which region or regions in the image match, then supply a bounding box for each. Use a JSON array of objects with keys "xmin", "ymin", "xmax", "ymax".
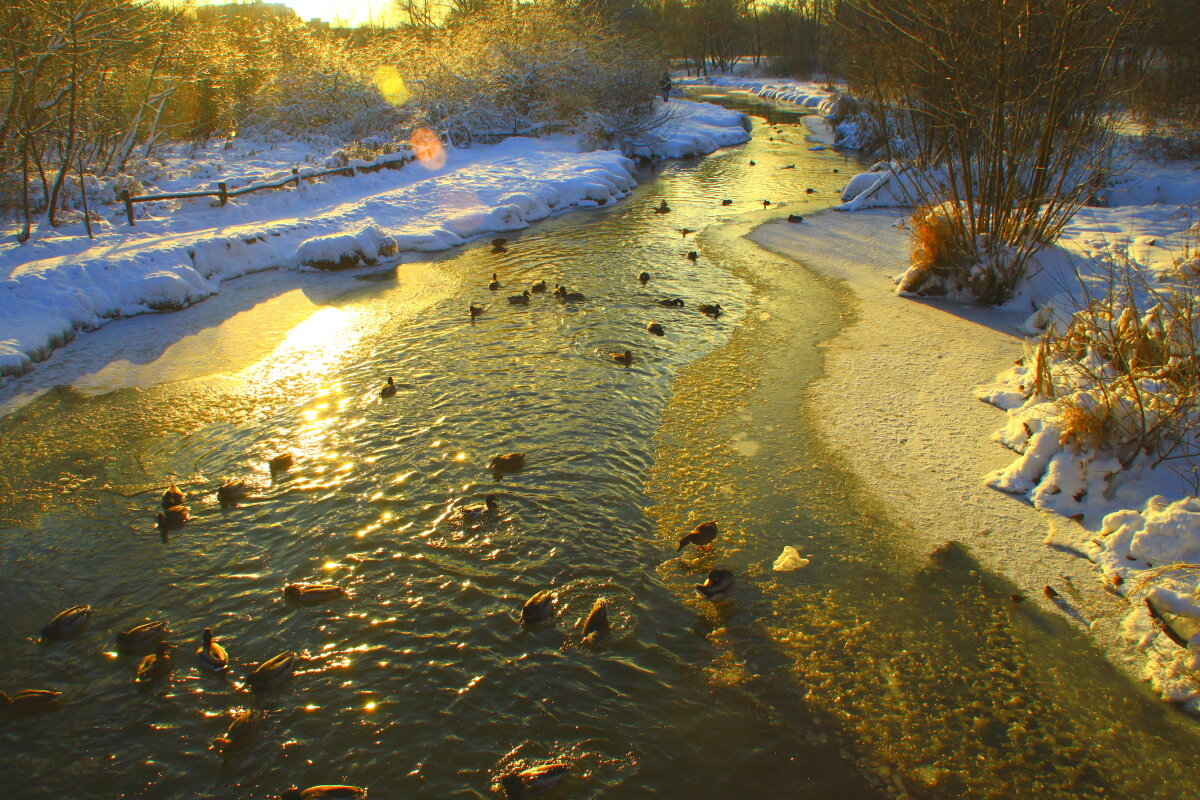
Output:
[{"xmin": 190, "ymin": 0, "xmax": 399, "ymax": 27}]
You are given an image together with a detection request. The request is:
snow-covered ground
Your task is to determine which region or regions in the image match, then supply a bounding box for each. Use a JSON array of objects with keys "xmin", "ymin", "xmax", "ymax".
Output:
[
  {"xmin": 0, "ymin": 98, "xmax": 748, "ymax": 379},
  {"xmin": 675, "ymin": 74, "xmax": 834, "ymax": 111}
]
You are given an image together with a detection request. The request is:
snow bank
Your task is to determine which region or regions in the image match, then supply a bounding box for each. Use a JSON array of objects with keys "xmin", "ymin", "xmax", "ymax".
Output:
[
  {"xmin": 675, "ymin": 75, "xmax": 833, "ymax": 110},
  {"xmin": 628, "ymin": 99, "xmax": 750, "ymax": 159}
]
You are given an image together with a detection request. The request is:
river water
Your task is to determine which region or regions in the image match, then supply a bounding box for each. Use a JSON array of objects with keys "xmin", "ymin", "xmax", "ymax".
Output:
[{"xmin": 0, "ymin": 92, "xmax": 1196, "ymax": 800}]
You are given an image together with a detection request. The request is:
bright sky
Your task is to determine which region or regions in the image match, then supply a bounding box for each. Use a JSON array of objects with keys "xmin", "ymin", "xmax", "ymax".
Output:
[{"xmin": 191, "ymin": 0, "xmax": 398, "ymax": 27}]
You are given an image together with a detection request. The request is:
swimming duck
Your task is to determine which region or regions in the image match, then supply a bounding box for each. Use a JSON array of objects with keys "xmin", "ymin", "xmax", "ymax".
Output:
[
  {"xmin": 162, "ymin": 483, "xmax": 185, "ymax": 509},
  {"xmin": 520, "ymin": 590, "xmax": 555, "ymax": 624},
  {"xmin": 680, "ymin": 228, "xmax": 694, "ymax": 237},
  {"xmin": 582, "ymin": 599, "xmax": 610, "ymax": 644},
  {"xmin": 217, "ymin": 480, "xmax": 248, "ymax": 504},
  {"xmin": 489, "ymin": 452, "xmax": 526, "ymax": 473},
  {"xmin": 654, "ymin": 199, "xmax": 670, "ymax": 214},
  {"xmin": 695, "ymin": 568, "xmax": 735, "ymax": 600},
  {"xmin": 749, "ymin": 160, "xmax": 756, "ymax": 166},
  {"xmin": 283, "ymin": 583, "xmax": 348, "ymax": 604},
  {"xmin": 135, "ymin": 642, "xmax": 174, "ymax": 685},
  {"xmin": 459, "ymin": 494, "xmax": 499, "ymax": 522},
  {"xmin": 833, "ymin": 168, "xmax": 839, "ymax": 173},
  {"xmin": 647, "ymin": 322, "xmax": 665, "ymax": 336},
  {"xmin": 269, "ymin": 452, "xmax": 294, "ymax": 473},
  {"xmin": 508, "ymin": 290, "xmax": 531, "ymax": 305},
  {"xmin": 157, "ymin": 505, "xmax": 189, "ymax": 531},
  {"xmin": 0, "ymin": 690, "xmax": 62, "ymax": 715},
  {"xmin": 380, "ymin": 377, "xmax": 397, "ymax": 397},
  {"xmin": 41, "ymin": 605, "xmax": 92, "ymax": 640},
  {"xmin": 761, "ymin": 200, "xmax": 771, "ymax": 208},
  {"xmin": 686, "ymin": 251, "xmax": 698, "ymax": 261},
  {"xmin": 117, "ymin": 620, "xmax": 168, "ymax": 654},
  {"xmin": 698, "ymin": 303, "xmax": 722, "ymax": 318},
  {"xmin": 247, "ymin": 651, "xmax": 296, "ymax": 692},
  {"xmin": 781, "ymin": 164, "xmax": 795, "ymax": 169},
  {"xmin": 721, "ymin": 199, "xmax": 732, "ymax": 206},
  {"xmin": 530, "ymin": 280, "xmax": 548, "ymax": 293},
  {"xmin": 559, "ymin": 290, "xmax": 585, "ymax": 302},
  {"xmin": 806, "ymin": 187, "xmax": 816, "ymax": 194},
  {"xmin": 212, "ymin": 707, "xmax": 263, "ymax": 753},
  {"xmin": 657, "ymin": 298, "xmax": 684, "ymax": 308},
  {"xmin": 469, "ymin": 303, "xmax": 485, "ymax": 320},
  {"xmin": 197, "ymin": 628, "xmax": 229, "ymax": 672},
  {"xmin": 283, "ymin": 787, "xmax": 367, "ymax": 800},
  {"xmin": 610, "ymin": 350, "xmax": 633, "ymax": 365},
  {"xmin": 638, "ymin": 271, "xmax": 650, "ymax": 284},
  {"xmin": 500, "ymin": 764, "xmax": 570, "ymax": 798},
  {"xmin": 787, "ymin": 214, "xmax": 804, "ymax": 223},
  {"xmin": 491, "ymin": 238, "xmax": 508, "ymax": 254},
  {"xmin": 678, "ymin": 520, "xmax": 718, "ymax": 552},
  {"xmin": 488, "ymin": 273, "xmax": 501, "ymax": 290}
]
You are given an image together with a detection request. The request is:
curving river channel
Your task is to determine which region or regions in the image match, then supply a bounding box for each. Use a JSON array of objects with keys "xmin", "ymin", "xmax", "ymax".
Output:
[{"xmin": 1, "ymin": 91, "xmax": 1198, "ymax": 800}]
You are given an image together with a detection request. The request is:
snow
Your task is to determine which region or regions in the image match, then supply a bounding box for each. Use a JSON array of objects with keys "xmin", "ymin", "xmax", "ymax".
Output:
[
  {"xmin": 674, "ymin": 75, "xmax": 834, "ymax": 111},
  {"xmin": 0, "ymin": 99, "xmax": 749, "ymax": 379}
]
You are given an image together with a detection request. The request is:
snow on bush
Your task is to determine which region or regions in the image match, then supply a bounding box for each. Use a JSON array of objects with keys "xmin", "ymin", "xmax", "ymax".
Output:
[{"xmin": 296, "ymin": 227, "xmax": 398, "ymax": 271}]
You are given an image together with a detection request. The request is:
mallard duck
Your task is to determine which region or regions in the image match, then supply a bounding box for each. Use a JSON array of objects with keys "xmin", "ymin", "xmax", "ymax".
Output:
[
  {"xmin": 721, "ymin": 199, "xmax": 732, "ymax": 206},
  {"xmin": 212, "ymin": 707, "xmax": 263, "ymax": 753},
  {"xmin": 680, "ymin": 228, "xmax": 694, "ymax": 237},
  {"xmin": 0, "ymin": 689, "xmax": 62, "ymax": 715},
  {"xmin": 197, "ymin": 628, "xmax": 229, "ymax": 672},
  {"xmin": 654, "ymin": 199, "xmax": 670, "ymax": 214},
  {"xmin": 380, "ymin": 377, "xmax": 397, "ymax": 398},
  {"xmin": 469, "ymin": 303, "xmax": 485, "ymax": 320},
  {"xmin": 491, "ymin": 238, "xmax": 508, "ymax": 254},
  {"xmin": 787, "ymin": 214, "xmax": 804, "ymax": 223},
  {"xmin": 657, "ymin": 298, "xmax": 684, "ymax": 308},
  {"xmin": 247, "ymin": 651, "xmax": 296, "ymax": 692},
  {"xmin": 581, "ymin": 599, "xmax": 610, "ymax": 644},
  {"xmin": 135, "ymin": 642, "xmax": 174, "ymax": 685},
  {"xmin": 269, "ymin": 453, "xmax": 294, "ymax": 472},
  {"xmin": 508, "ymin": 290, "xmax": 531, "ymax": 305},
  {"xmin": 559, "ymin": 290, "xmax": 585, "ymax": 302},
  {"xmin": 157, "ymin": 505, "xmax": 189, "ymax": 531},
  {"xmin": 489, "ymin": 453, "xmax": 525, "ymax": 472},
  {"xmin": 520, "ymin": 590, "xmax": 555, "ymax": 624},
  {"xmin": 218, "ymin": 480, "xmax": 248, "ymax": 504},
  {"xmin": 781, "ymin": 164, "xmax": 795, "ymax": 169},
  {"xmin": 686, "ymin": 251, "xmax": 698, "ymax": 261},
  {"xmin": 805, "ymin": 187, "xmax": 816, "ymax": 194},
  {"xmin": 610, "ymin": 350, "xmax": 633, "ymax": 365},
  {"xmin": 678, "ymin": 520, "xmax": 718, "ymax": 552},
  {"xmin": 695, "ymin": 568, "xmax": 735, "ymax": 600},
  {"xmin": 41, "ymin": 605, "xmax": 92, "ymax": 640},
  {"xmin": 162, "ymin": 483, "xmax": 185, "ymax": 509},
  {"xmin": 698, "ymin": 303, "xmax": 722, "ymax": 318},
  {"xmin": 459, "ymin": 494, "xmax": 499, "ymax": 522},
  {"xmin": 552, "ymin": 283, "xmax": 565, "ymax": 298},
  {"xmin": 500, "ymin": 763, "xmax": 569, "ymax": 798},
  {"xmin": 530, "ymin": 280, "xmax": 547, "ymax": 293},
  {"xmin": 283, "ymin": 583, "xmax": 348, "ymax": 604},
  {"xmin": 749, "ymin": 160, "xmax": 756, "ymax": 166},
  {"xmin": 761, "ymin": 200, "xmax": 771, "ymax": 208},
  {"xmin": 282, "ymin": 787, "xmax": 367, "ymax": 800},
  {"xmin": 488, "ymin": 273, "xmax": 501, "ymax": 290},
  {"xmin": 647, "ymin": 322, "xmax": 665, "ymax": 336},
  {"xmin": 637, "ymin": 271, "xmax": 650, "ymax": 284},
  {"xmin": 117, "ymin": 620, "xmax": 168, "ymax": 654}
]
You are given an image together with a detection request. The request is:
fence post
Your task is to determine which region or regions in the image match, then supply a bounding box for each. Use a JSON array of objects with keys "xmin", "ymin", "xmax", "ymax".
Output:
[
  {"xmin": 120, "ymin": 189, "xmax": 135, "ymax": 226},
  {"xmin": 218, "ymin": 182, "xmax": 228, "ymax": 206},
  {"xmin": 292, "ymin": 167, "xmax": 300, "ymax": 187}
]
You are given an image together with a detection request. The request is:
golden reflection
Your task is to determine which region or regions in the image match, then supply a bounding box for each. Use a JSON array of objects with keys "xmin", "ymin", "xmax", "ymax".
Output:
[
  {"xmin": 372, "ymin": 66, "xmax": 409, "ymax": 107},
  {"xmin": 260, "ymin": 307, "xmax": 358, "ymax": 385},
  {"xmin": 363, "ymin": 700, "xmax": 378, "ymax": 712},
  {"xmin": 411, "ymin": 127, "xmax": 446, "ymax": 171}
]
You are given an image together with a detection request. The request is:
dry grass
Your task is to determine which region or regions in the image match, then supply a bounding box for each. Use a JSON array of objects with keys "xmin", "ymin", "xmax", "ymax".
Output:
[{"xmin": 900, "ymin": 203, "xmax": 968, "ymax": 295}]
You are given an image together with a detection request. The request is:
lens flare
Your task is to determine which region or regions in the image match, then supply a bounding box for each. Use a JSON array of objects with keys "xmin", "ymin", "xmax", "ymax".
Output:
[
  {"xmin": 373, "ymin": 66, "xmax": 409, "ymax": 107},
  {"xmin": 410, "ymin": 127, "xmax": 446, "ymax": 171}
]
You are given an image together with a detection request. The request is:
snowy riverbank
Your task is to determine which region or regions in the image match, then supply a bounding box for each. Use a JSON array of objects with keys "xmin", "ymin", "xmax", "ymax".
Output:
[{"xmin": 0, "ymin": 99, "xmax": 749, "ymax": 380}]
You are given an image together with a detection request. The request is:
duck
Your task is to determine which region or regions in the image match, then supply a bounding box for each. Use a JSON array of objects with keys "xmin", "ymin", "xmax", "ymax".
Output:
[
  {"xmin": 217, "ymin": 480, "xmax": 248, "ymax": 504},
  {"xmin": 491, "ymin": 238, "xmax": 508, "ymax": 254},
  {"xmin": 530, "ymin": 279, "xmax": 548, "ymax": 293},
  {"xmin": 283, "ymin": 583, "xmax": 348, "ymax": 604},
  {"xmin": 458, "ymin": 494, "xmax": 499, "ymax": 522},
  {"xmin": 283, "ymin": 787, "xmax": 367, "ymax": 800},
  {"xmin": 638, "ymin": 271, "xmax": 650, "ymax": 284},
  {"xmin": 833, "ymin": 168, "xmax": 840, "ymax": 173},
  {"xmin": 582, "ymin": 599, "xmax": 610, "ymax": 644},
  {"xmin": 508, "ymin": 290, "xmax": 531, "ymax": 305},
  {"xmin": 520, "ymin": 590, "xmax": 555, "ymax": 624},
  {"xmin": 678, "ymin": 520, "xmax": 719, "ymax": 552},
  {"xmin": 246, "ymin": 651, "xmax": 296, "ymax": 692},
  {"xmin": 469, "ymin": 303, "xmax": 485, "ymax": 321},
  {"xmin": 489, "ymin": 272, "xmax": 501, "ymax": 290},
  {"xmin": 721, "ymin": 199, "xmax": 732, "ymax": 206},
  {"xmin": 698, "ymin": 303, "xmax": 722, "ymax": 318},
  {"xmin": 212, "ymin": 707, "xmax": 263, "ymax": 753},
  {"xmin": 761, "ymin": 200, "xmax": 771, "ymax": 208},
  {"xmin": 610, "ymin": 350, "xmax": 633, "ymax": 365},
  {"xmin": 135, "ymin": 642, "xmax": 174, "ymax": 685},
  {"xmin": 749, "ymin": 160, "xmax": 756, "ymax": 166},
  {"xmin": 647, "ymin": 322, "xmax": 665, "ymax": 336},
  {"xmin": 695, "ymin": 568, "xmax": 735, "ymax": 600},
  {"xmin": 0, "ymin": 689, "xmax": 62, "ymax": 715},
  {"xmin": 380, "ymin": 377, "xmax": 397, "ymax": 398},
  {"xmin": 489, "ymin": 452, "xmax": 526, "ymax": 473},
  {"xmin": 500, "ymin": 764, "xmax": 570, "ymax": 798},
  {"xmin": 686, "ymin": 251, "xmax": 698, "ymax": 261},
  {"xmin": 117, "ymin": 620, "xmax": 168, "ymax": 654},
  {"xmin": 197, "ymin": 628, "xmax": 229, "ymax": 672},
  {"xmin": 781, "ymin": 164, "xmax": 795, "ymax": 169},
  {"xmin": 269, "ymin": 452, "xmax": 294, "ymax": 473},
  {"xmin": 157, "ymin": 505, "xmax": 189, "ymax": 531},
  {"xmin": 805, "ymin": 187, "xmax": 816, "ymax": 194},
  {"xmin": 787, "ymin": 214, "xmax": 804, "ymax": 223},
  {"xmin": 654, "ymin": 199, "xmax": 670, "ymax": 214},
  {"xmin": 560, "ymin": 290, "xmax": 585, "ymax": 302},
  {"xmin": 680, "ymin": 228, "xmax": 694, "ymax": 237},
  {"xmin": 657, "ymin": 298, "xmax": 684, "ymax": 308},
  {"xmin": 41, "ymin": 604, "xmax": 92, "ymax": 640},
  {"xmin": 162, "ymin": 483, "xmax": 185, "ymax": 509}
]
